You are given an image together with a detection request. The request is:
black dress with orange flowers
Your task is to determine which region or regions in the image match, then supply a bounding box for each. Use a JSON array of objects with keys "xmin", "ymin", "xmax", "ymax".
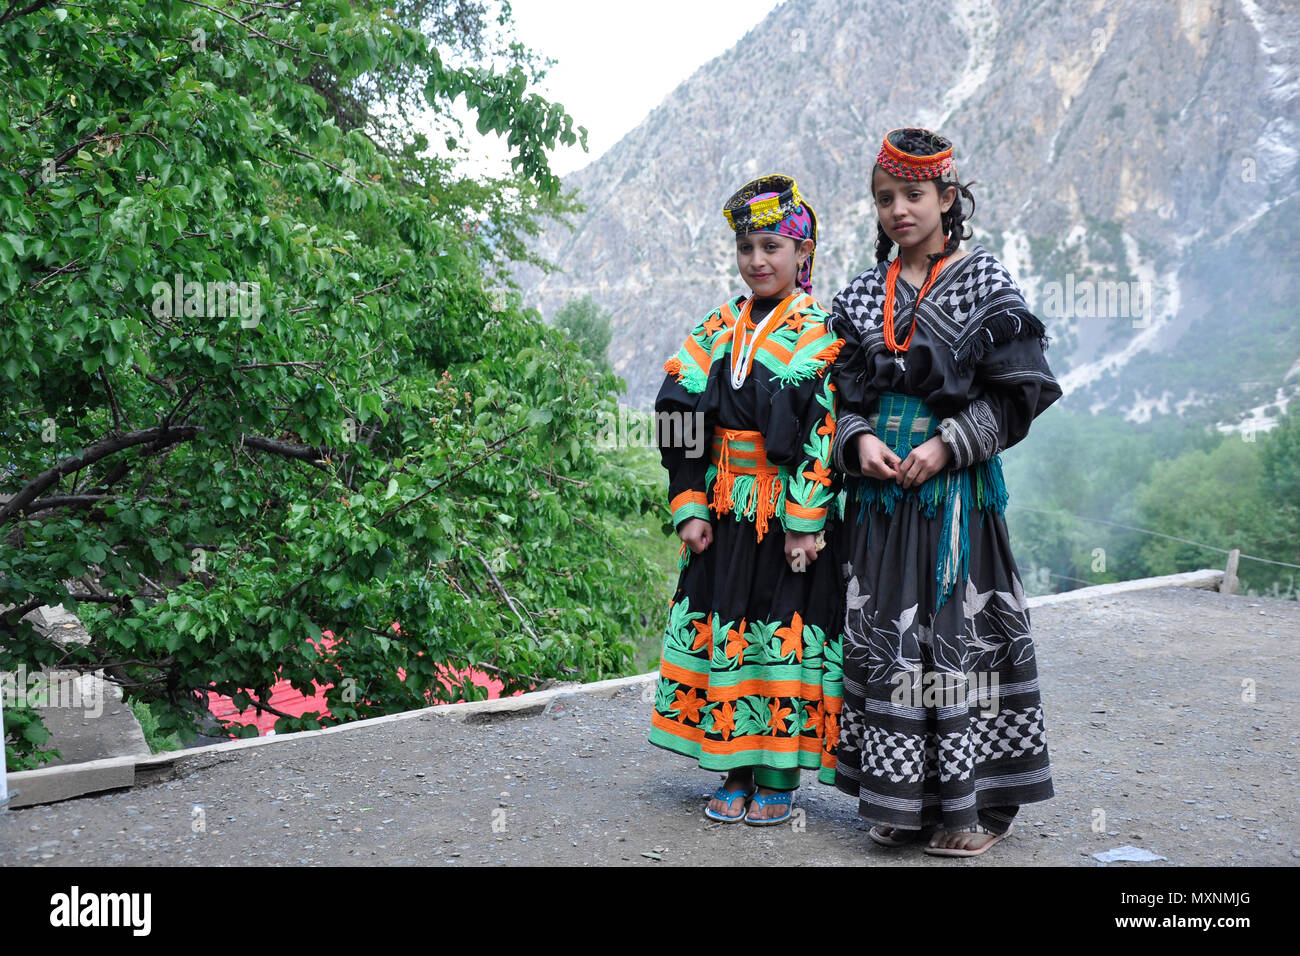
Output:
[{"xmin": 647, "ymin": 291, "xmax": 845, "ymax": 785}]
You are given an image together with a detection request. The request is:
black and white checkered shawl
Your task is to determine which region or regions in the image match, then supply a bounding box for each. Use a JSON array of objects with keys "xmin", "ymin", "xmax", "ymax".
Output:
[{"xmin": 828, "ymin": 246, "xmax": 1054, "ymax": 472}]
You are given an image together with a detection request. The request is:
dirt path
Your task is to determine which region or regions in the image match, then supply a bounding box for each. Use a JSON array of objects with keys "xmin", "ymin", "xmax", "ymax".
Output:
[{"xmin": 1, "ymin": 587, "xmax": 1296, "ymax": 866}]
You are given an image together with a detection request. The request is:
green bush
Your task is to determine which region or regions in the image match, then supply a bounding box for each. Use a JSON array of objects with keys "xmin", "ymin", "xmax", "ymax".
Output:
[{"xmin": 1, "ymin": 0, "xmax": 664, "ymax": 761}]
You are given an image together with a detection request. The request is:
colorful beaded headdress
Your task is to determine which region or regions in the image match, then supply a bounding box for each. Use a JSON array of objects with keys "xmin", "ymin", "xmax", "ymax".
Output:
[
  {"xmin": 722, "ymin": 174, "xmax": 818, "ymax": 295},
  {"xmin": 876, "ymin": 128, "xmax": 959, "ymax": 183}
]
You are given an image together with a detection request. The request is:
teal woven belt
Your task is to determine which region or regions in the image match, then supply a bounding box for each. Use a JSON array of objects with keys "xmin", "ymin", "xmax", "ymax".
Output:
[{"xmin": 844, "ymin": 391, "xmax": 1009, "ymax": 613}]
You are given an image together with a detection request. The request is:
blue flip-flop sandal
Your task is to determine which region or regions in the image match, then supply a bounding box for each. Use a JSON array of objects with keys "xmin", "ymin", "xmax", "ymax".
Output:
[
  {"xmin": 703, "ymin": 785, "xmax": 754, "ymax": 823},
  {"xmin": 743, "ymin": 791, "xmax": 794, "ymax": 826}
]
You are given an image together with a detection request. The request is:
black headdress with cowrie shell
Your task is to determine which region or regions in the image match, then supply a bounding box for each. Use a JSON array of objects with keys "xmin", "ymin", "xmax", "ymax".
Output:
[{"xmin": 722, "ymin": 173, "xmax": 819, "ymax": 295}]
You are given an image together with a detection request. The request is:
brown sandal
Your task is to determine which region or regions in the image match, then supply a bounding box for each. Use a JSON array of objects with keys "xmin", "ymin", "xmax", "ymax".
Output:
[
  {"xmin": 869, "ymin": 822, "xmax": 938, "ymax": 847},
  {"xmin": 924, "ymin": 822, "xmax": 1013, "ymax": 857}
]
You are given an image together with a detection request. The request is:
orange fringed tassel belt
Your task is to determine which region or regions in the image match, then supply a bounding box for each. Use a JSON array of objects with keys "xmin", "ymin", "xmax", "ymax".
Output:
[{"xmin": 709, "ymin": 428, "xmax": 785, "ymax": 541}]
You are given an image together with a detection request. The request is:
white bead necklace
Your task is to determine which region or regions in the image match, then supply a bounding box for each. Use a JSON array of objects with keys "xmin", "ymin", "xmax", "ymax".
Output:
[{"xmin": 730, "ymin": 292, "xmax": 799, "ymax": 390}]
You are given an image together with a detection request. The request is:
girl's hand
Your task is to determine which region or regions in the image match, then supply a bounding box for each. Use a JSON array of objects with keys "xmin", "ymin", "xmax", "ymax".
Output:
[
  {"xmin": 856, "ymin": 432, "xmax": 902, "ymax": 480},
  {"xmin": 678, "ymin": 517, "xmax": 713, "ymax": 554},
  {"xmin": 896, "ymin": 435, "xmax": 952, "ymax": 489},
  {"xmin": 785, "ymin": 531, "xmax": 820, "ymax": 571}
]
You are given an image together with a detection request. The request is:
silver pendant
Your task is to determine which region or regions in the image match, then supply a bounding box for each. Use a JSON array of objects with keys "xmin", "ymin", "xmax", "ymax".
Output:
[{"xmin": 894, "ymin": 354, "xmax": 906, "ymax": 372}]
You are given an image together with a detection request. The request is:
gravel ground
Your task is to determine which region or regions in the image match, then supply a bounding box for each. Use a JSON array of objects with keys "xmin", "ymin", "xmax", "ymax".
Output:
[{"xmin": 1, "ymin": 586, "xmax": 1296, "ymax": 866}]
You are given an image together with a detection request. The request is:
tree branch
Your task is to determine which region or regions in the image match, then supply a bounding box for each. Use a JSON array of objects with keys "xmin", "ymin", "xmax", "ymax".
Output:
[
  {"xmin": 0, "ymin": 598, "xmax": 46, "ymax": 627},
  {"xmin": 284, "ymin": 147, "xmax": 368, "ymax": 185},
  {"xmin": 133, "ymin": 362, "xmax": 178, "ymax": 398},
  {"xmin": 177, "ymin": 0, "xmax": 325, "ymax": 57},
  {"xmin": 0, "ymin": 425, "xmax": 200, "ymax": 526},
  {"xmin": 465, "ymin": 544, "xmax": 541, "ymax": 647},
  {"xmin": 501, "ymin": 454, "xmax": 589, "ymax": 487},
  {"xmin": 232, "ymin": 360, "xmax": 324, "ymax": 371},
  {"xmin": 206, "ymin": 683, "xmax": 300, "ymax": 723},
  {"xmin": 240, "ymin": 433, "xmax": 334, "ymax": 474},
  {"xmin": 15, "ymin": 494, "xmax": 112, "ymax": 515},
  {"xmin": 100, "ymin": 366, "xmax": 129, "ymax": 433},
  {"xmin": 0, "ymin": 0, "xmax": 56, "ymax": 28},
  {"xmin": 374, "ymin": 424, "xmax": 530, "ymax": 525},
  {"xmin": 276, "ymin": 425, "xmax": 530, "ymax": 607},
  {"xmin": 30, "ymin": 254, "xmax": 85, "ymax": 289},
  {"xmin": 75, "ymin": 458, "xmax": 130, "ymax": 496},
  {"xmin": 286, "ymin": 276, "xmax": 398, "ymax": 315}
]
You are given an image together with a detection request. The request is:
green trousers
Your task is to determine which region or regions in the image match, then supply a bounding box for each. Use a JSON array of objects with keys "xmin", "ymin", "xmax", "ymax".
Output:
[{"xmin": 753, "ymin": 767, "xmax": 801, "ymax": 790}]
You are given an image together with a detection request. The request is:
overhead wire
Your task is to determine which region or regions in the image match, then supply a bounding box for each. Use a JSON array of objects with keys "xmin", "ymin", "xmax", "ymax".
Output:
[{"xmin": 1007, "ymin": 504, "xmax": 1300, "ymax": 571}]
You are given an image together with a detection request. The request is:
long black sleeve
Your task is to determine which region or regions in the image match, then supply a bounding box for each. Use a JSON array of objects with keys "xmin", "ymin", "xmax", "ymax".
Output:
[
  {"xmin": 828, "ymin": 294, "xmax": 877, "ymax": 475},
  {"xmin": 936, "ymin": 313, "xmax": 1062, "ymax": 468}
]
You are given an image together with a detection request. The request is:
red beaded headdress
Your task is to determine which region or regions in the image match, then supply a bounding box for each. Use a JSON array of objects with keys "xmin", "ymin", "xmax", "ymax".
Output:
[{"xmin": 876, "ymin": 127, "xmax": 958, "ymax": 183}]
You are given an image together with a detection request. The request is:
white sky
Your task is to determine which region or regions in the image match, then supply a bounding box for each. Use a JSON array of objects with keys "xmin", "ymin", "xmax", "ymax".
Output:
[{"xmin": 465, "ymin": 0, "xmax": 785, "ymax": 177}]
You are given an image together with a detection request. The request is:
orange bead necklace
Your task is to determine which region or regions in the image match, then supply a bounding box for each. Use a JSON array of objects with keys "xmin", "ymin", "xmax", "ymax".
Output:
[
  {"xmin": 729, "ymin": 291, "xmax": 801, "ymax": 389},
  {"xmin": 882, "ymin": 253, "xmax": 949, "ymax": 372}
]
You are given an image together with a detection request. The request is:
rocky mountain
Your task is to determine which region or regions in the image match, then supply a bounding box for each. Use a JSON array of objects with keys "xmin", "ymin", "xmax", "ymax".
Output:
[{"xmin": 514, "ymin": 0, "xmax": 1300, "ymax": 427}]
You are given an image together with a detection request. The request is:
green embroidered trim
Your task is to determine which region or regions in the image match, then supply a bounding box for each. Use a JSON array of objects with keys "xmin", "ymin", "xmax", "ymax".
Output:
[
  {"xmin": 774, "ymin": 310, "xmax": 841, "ymax": 386},
  {"xmin": 666, "ymin": 297, "xmax": 744, "ymax": 395},
  {"xmin": 743, "ymin": 300, "xmax": 839, "ymax": 385},
  {"xmin": 708, "ymin": 297, "xmax": 838, "ymax": 386},
  {"xmin": 675, "ymin": 362, "xmax": 709, "ymax": 395},
  {"xmin": 781, "ymin": 375, "xmax": 837, "ymax": 532},
  {"xmin": 782, "ymin": 512, "xmax": 825, "ymax": 533},
  {"xmin": 677, "ymin": 298, "xmax": 841, "ymax": 537},
  {"xmin": 652, "ymin": 596, "xmax": 843, "ymax": 784},
  {"xmin": 671, "ymin": 501, "xmax": 711, "ymax": 528},
  {"xmin": 658, "ymin": 601, "xmax": 841, "ymax": 676}
]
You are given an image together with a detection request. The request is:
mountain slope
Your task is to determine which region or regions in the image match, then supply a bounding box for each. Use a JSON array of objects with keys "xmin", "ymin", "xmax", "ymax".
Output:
[{"xmin": 515, "ymin": 0, "xmax": 1300, "ymax": 421}]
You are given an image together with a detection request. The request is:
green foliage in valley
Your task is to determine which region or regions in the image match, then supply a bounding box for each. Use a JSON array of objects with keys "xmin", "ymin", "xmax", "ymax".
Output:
[
  {"xmin": 1, "ymin": 0, "xmax": 665, "ymax": 768},
  {"xmin": 553, "ymin": 294, "xmax": 613, "ymax": 373},
  {"xmin": 1004, "ymin": 404, "xmax": 1300, "ymax": 599}
]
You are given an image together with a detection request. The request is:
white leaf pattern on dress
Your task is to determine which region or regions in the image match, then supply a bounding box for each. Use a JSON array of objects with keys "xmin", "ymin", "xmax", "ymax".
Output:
[
  {"xmin": 845, "ymin": 573, "xmax": 869, "ymax": 610},
  {"xmin": 844, "ymin": 577, "xmax": 924, "ymax": 686},
  {"xmin": 962, "ymin": 578, "xmax": 1034, "ymax": 672},
  {"xmin": 892, "ymin": 604, "xmax": 916, "ymax": 639},
  {"xmin": 844, "ymin": 572, "xmax": 1037, "ymax": 684}
]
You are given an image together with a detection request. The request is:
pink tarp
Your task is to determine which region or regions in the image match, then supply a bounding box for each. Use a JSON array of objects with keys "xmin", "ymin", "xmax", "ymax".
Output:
[{"xmin": 205, "ymin": 624, "xmax": 521, "ymax": 736}]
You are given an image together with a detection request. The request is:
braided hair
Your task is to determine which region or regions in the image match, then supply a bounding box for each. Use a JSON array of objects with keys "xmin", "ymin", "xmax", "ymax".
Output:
[{"xmin": 873, "ymin": 130, "xmax": 976, "ymax": 266}]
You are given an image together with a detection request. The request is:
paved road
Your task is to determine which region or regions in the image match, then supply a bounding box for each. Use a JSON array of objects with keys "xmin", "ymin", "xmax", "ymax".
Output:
[{"xmin": 1, "ymin": 587, "xmax": 1296, "ymax": 866}]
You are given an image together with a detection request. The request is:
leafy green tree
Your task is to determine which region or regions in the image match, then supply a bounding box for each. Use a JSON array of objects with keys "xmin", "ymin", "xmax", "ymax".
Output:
[
  {"xmin": 1132, "ymin": 432, "xmax": 1282, "ymax": 589},
  {"xmin": 1258, "ymin": 405, "xmax": 1300, "ymax": 560},
  {"xmin": 1135, "ymin": 439, "xmax": 1257, "ymax": 570},
  {"xmin": 1003, "ymin": 408, "xmax": 1156, "ymax": 589},
  {"xmin": 1001, "ymin": 404, "xmax": 1300, "ymax": 599},
  {"xmin": 1, "ymin": 0, "xmax": 660, "ymax": 768},
  {"xmin": 554, "ymin": 294, "xmax": 613, "ymax": 373}
]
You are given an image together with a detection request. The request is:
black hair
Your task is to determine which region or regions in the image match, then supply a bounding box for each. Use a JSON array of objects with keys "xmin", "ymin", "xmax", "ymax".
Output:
[{"xmin": 872, "ymin": 129, "xmax": 976, "ymax": 266}]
